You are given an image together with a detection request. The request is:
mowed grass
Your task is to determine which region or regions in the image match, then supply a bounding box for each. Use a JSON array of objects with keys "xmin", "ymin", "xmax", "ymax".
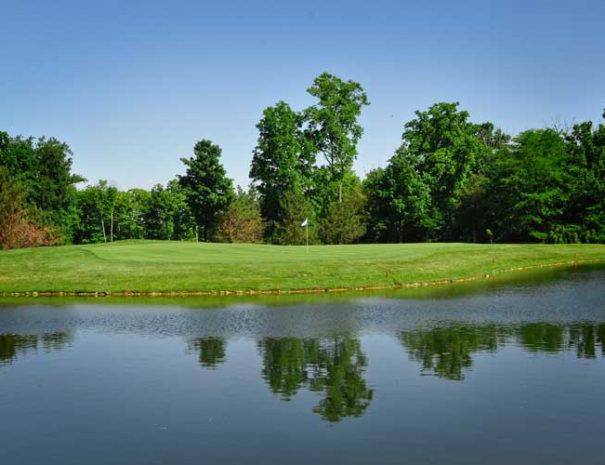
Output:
[{"xmin": 0, "ymin": 240, "xmax": 604, "ymax": 294}]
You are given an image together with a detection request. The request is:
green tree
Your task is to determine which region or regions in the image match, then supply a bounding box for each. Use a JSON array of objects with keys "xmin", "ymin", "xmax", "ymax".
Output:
[
  {"xmin": 216, "ymin": 187, "xmax": 264, "ymax": 243},
  {"xmin": 400, "ymin": 102, "xmax": 490, "ymax": 239},
  {"xmin": 166, "ymin": 180, "xmax": 196, "ymax": 241},
  {"xmin": 113, "ymin": 188, "xmax": 150, "ymax": 240},
  {"xmin": 32, "ymin": 138, "xmax": 83, "ymax": 219},
  {"xmin": 452, "ymin": 123, "xmax": 512, "ymax": 242},
  {"xmin": 363, "ymin": 150, "xmax": 432, "ymax": 242},
  {"xmin": 364, "ymin": 103, "xmax": 492, "ymax": 242},
  {"xmin": 250, "ymin": 101, "xmax": 315, "ymax": 239},
  {"xmin": 304, "ymin": 73, "xmax": 369, "ymax": 203},
  {"xmin": 0, "ymin": 167, "xmax": 57, "ymax": 248},
  {"xmin": 563, "ymin": 111, "xmax": 605, "ymax": 242},
  {"xmin": 144, "ymin": 182, "xmax": 192, "ymax": 240},
  {"xmin": 274, "ymin": 188, "xmax": 317, "ymax": 245},
  {"xmin": 0, "ymin": 132, "xmax": 37, "ymax": 195},
  {"xmin": 73, "ymin": 180, "xmax": 118, "ymax": 243},
  {"xmin": 0, "ymin": 132, "xmax": 84, "ymax": 242},
  {"xmin": 485, "ymin": 129, "xmax": 570, "ymax": 242},
  {"xmin": 0, "ymin": 166, "xmax": 26, "ymax": 245},
  {"xmin": 320, "ymin": 176, "xmax": 367, "ymax": 244},
  {"xmin": 178, "ymin": 140, "xmax": 235, "ymax": 241},
  {"xmin": 452, "ymin": 173, "xmax": 490, "ymax": 242}
]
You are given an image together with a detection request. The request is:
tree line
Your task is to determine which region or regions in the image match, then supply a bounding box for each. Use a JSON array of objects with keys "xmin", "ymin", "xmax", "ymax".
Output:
[{"xmin": 1, "ymin": 72, "xmax": 604, "ymax": 249}]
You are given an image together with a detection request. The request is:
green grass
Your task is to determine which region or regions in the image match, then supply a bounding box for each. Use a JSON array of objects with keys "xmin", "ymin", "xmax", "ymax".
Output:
[{"xmin": 0, "ymin": 240, "xmax": 604, "ymax": 295}]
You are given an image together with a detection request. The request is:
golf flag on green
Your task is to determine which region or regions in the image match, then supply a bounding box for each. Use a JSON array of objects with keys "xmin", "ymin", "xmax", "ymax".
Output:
[{"xmin": 301, "ymin": 218, "xmax": 309, "ymax": 252}]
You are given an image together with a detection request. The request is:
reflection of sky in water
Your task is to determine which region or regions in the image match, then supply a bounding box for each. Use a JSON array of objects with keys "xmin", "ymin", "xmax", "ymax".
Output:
[{"xmin": 1, "ymin": 268, "xmax": 605, "ymax": 465}]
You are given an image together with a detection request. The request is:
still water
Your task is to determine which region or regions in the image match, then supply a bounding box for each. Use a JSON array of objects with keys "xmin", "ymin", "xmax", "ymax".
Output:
[{"xmin": 1, "ymin": 268, "xmax": 605, "ymax": 465}]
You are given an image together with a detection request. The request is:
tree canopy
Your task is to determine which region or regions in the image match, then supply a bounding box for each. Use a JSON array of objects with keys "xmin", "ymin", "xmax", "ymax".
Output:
[
  {"xmin": 178, "ymin": 139, "xmax": 235, "ymax": 241},
  {"xmin": 2, "ymin": 76, "xmax": 604, "ymax": 249}
]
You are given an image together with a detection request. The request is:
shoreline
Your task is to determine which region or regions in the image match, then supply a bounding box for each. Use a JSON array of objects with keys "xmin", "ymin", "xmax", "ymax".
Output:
[{"xmin": 1, "ymin": 259, "xmax": 601, "ymax": 298}]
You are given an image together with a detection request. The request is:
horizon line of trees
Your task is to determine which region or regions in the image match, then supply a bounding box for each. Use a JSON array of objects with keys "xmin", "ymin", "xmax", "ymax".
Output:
[{"xmin": 2, "ymin": 72, "xmax": 604, "ymax": 249}]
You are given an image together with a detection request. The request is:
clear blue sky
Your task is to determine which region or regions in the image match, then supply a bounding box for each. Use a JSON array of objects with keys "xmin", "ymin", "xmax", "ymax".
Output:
[{"xmin": 2, "ymin": 0, "xmax": 604, "ymax": 189}]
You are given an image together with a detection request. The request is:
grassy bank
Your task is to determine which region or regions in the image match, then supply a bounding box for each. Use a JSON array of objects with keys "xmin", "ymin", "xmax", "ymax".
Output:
[{"xmin": 0, "ymin": 240, "xmax": 604, "ymax": 295}]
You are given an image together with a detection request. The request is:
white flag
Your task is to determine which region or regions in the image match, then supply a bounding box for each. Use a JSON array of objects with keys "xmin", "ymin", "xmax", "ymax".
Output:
[{"xmin": 301, "ymin": 218, "xmax": 308, "ymax": 227}]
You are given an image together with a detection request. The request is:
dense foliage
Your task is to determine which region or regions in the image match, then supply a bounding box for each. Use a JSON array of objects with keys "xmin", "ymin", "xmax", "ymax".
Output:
[{"xmin": 1, "ymin": 75, "xmax": 604, "ymax": 249}]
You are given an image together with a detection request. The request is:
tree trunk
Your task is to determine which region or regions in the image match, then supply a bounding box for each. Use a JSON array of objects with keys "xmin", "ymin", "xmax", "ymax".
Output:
[
  {"xmin": 101, "ymin": 217, "xmax": 107, "ymax": 243},
  {"xmin": 110, "ymin": 212, "xmax": 114, "ymax": 242},
  {"xmin": 338, "ymin": 181, "xmax": 343, "ymax": 203},
  {"xmin": 195, "ymin": 225, "xmax": 199, "ymax": 243}
]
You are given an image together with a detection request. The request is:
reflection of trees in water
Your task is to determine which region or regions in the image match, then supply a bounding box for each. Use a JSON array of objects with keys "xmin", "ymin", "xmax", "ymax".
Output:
[
  {"xmin": 0, "ymin": 332, "xmax": 73, "ymax": 365},
  {"xmin": 517, "ymin": 323, "xmax": 605, "ymax": 358},
  {"xmin": 258, "ymin": 338, "xmax": 308, "ymax": 399},
  {"xmin": 307, "ymin": 337, "xmax": 374, "ymax": 422},
  {"xmin": 399, "ymin": 324, "xmax": 506, "ymax": 381},
  {"xmin": 400, "ymin": 322, "xmax": 605, "ymax": 380},
  {"xmin": 257, "ymin": 336, "xmax": 373, "ymax": 422},
  {"xmin": 188, "ymin": 337, "xmax": 226, "ymax": 368},
  {"xmin": 568, "ymin": 323, "xmax": 605, "ymax": 359}
]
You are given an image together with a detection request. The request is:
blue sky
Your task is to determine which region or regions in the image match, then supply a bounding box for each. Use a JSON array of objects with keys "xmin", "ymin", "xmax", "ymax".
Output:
[{"xmin": 2, "ymin": 0, "xmax": 604, "ymax": 189}]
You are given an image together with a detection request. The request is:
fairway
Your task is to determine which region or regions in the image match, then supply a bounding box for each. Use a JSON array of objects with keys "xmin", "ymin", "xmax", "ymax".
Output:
[{"xmin": 0, "ymin": 240, "xmax": 604, "ymax": 295}]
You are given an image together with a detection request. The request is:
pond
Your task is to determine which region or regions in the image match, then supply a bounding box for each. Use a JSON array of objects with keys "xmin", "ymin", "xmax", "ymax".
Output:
[{"xmin": 1, "ymin": 267, "xmax": 604, "ymax": 465}]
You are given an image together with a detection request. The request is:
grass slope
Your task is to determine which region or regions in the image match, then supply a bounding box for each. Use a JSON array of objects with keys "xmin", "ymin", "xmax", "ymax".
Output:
[{"xmin": 0, "ymin": 240, "xmax": 604, "ymax": 294}]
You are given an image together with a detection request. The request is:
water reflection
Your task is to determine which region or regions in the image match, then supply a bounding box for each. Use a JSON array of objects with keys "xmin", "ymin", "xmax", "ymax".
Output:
[
  {"xmin": 570, "ymin": 323, "xmax": 605, "ymax": 358},
  {"xmin": 257, "ymin": 336, "xmax": 373, "ymax": 422},
  {"xmin": 2, "ymin": 323, "xmax": 604, "ymax": 424},
  {"xmin": 520, "ymin": 322, "xmax": 605, "ymax": 358},
  {"xmin": 188, "ymin": 336, "xmax": 227, "ymax": 369},
  {"xmin": 399, "ymin": 324, "xmax": 506, "ymax": 381},
  {"xmin": 400, "ymin": 322, "xmax": 605, "ymax": 380},
  {"xmin": 0, "ymin": 332, "xmax": 73, "ymax": 365}
]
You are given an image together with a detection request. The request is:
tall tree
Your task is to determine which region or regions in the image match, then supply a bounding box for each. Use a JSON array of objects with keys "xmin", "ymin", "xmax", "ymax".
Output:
[
  {"xmin": 304, "ymin": 73, "xmax": 369, "ymax": 203},
  {"xmin": 0, "ymin": 132, "xmax": 37, "ymax": 193},
  {"xmin": 32, "ymin": 138, "xmax": 83, "ymax": 217},
  {"xmin": 363, "ymin": 148, "xmax": 433, "ymax": 242},
  {"xmin": 452, "ymin": 123, "xmax": 511, "ymax": 242},
  {"xmin": 114, "ymin": 188, "xmax": 150, "ymax": 240},
  {"xmin": 0, "ymin": 132, "xmax": 84, "ymax": 242},
  {"xmin": 216, "ymin": 187, "xmax": 264, "ymax": 243},
  {"xmin": 144, "ymin": 184, "xmax": 182, "ymax": 240},
  {"xmin": 485, "ymin": 129, "xmax": 570, "ymax": 242},
  {"xmin": 74, "ymin": 180, "xmax": 118, "ymax": 243},
  {"xmin": 250, "ymin": 101, "xmax": 315, "ymax": 239},
  {"xmin": 0, "ymin": 167, "xmax": 59, "ymax": 249},
  {"xmin": 178, "ymin": 139, "xmax": 235, "ymax": 241},
  {"xmin": 564, "ymin": 110, "xmax": 605, "ymax": 242},
  {"xmin": 366, "ymin": 103, "xmax": 492, "ymax": 242},
  {"xmin": 400, "ymin": 102, "xmax": 490, "ymax": 239},
  {"xmin": 166, "ymin": 179, "xmax": 196, "ymax": 241},
  {"xmin": 274, "ymin": 188, "xmax": 318, "ymax": 245},
  {"xmin": 319, "ymin": 174, "xmax": 367, "ymax": 244}
]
